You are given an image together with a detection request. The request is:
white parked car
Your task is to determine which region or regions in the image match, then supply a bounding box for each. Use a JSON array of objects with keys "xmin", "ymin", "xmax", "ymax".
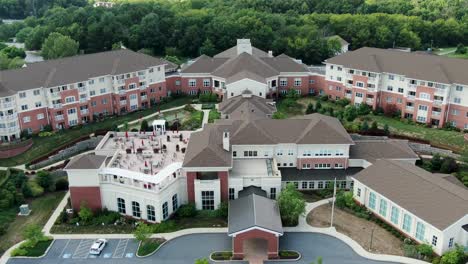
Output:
[{"xmin": 89, "ymin": 239, "xmax": 107, "ymax": 255}]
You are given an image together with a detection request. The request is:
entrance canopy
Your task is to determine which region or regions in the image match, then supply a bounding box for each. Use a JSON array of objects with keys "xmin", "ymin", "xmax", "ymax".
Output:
[
  {"xmin": 228, "ymin": 194, "xmax": 283, "ymax": 236},
  {"xmin": 228, "ymin": 194, "xmax": 283, "ymax": 259}
]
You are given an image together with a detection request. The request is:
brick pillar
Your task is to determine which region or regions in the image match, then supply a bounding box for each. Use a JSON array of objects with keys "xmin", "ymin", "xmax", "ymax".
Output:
[
  {"xmin": 218, "ymin": 171, "xmax": 228, "ymax": 201},
  {"xmin": 232, "ymin": 237, "xmax": 244, "ymax": 260},
  {"xmin": 186, "ymin": 172, "xmax": 197, "ymax": 203},
  {"xmin": 267, "ymin": 236, "xmax": 279, "ymax": 259}
]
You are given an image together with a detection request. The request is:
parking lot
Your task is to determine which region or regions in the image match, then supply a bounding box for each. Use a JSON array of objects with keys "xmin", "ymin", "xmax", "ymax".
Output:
[{"xmin": 31, "ymin": 238, "xmax": 138, "ymax": 262}]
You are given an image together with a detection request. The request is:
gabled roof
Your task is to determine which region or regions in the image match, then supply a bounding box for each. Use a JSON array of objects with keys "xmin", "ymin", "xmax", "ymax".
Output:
[
  {"xmin": 180, "ymin": 55, "xmax": 228, "ymax": 74},
  {"xmin": 228, "ymin": 194, "xmax": 283, "ymax": 235},
  {"xmin": 211, "ymin": 52, "xmax": 279, "ymax": 84},
  {"xmin": 353, "ymin": 159, "xmax": 468, "ymax": 230},
  {"xmin": 260, "ymin": 55, "xmax": 310, "ymax": 73},
  {"xmin": 65, "ymin": 153, "xmax": 107, "ymax": 170},
  {"xmin": 325, "ymin": 47, "xmax": 468, "ymax": 85},
  {"xmin": 350, "ymin": 139, "xmax": 419, "ymax": 162},
  {"xmin": 214, "ymin": 45, "xmax": 270, "ymax": 58},
  {"xmin": 182, "ymin": 122, "xmax": 236, "ymax": 168},
  {"xmin": 183, "ymin": 113, "xmax": 353, "ymax": 168},
  {"xmin": 0, "ymin": 49, "xmax": 169, "ymax": 97},
  {"xmin": 218, "ymin": 95, "xmax": 276, "ymax": 119}
]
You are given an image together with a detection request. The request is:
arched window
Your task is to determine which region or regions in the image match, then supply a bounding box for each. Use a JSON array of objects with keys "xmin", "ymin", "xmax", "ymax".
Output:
[
  {"xmin": 147, "ymin": 205, "xmax": 156, "ymax": 222},
  {"xmin": 132, "ymin": 201, "xmax": 141, "ymax": 218},
  {"xmin": 162, "ymin": 202, "xmax": 169, "ymax": 220},
  {"xmin": 117, "ymin": 198, "xmax": 126, "ymax": 214}
]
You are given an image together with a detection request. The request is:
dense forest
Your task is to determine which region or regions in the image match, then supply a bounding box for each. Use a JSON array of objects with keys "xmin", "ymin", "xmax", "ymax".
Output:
[{"xmin": 0, "ymin": 0, "xmax": 467, "ymax": 64}]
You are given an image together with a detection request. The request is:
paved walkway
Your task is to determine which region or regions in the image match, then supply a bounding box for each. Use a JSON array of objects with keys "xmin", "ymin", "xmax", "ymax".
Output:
[
  {"xmin": 284, "ymin": 199, "xmax": 429, "ymax": 264},
  {"xmin": 201, "ymin": 109, "xmax": 210, "ymax": 128}
]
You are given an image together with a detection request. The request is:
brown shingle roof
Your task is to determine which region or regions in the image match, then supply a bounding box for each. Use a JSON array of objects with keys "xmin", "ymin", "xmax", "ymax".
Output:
[
  {"xmin": 350, "ymin": 139, "xmax": 419, "ymax": 162},
  {"xmin": 183, "ymin": 114, "xmax": 353, "ymax": 168},
  {"xmin": 65, "ymin": 153, "xmax": 107, "ymax": 170},
  {"xmin": 214, "ymin": 45, "xmax": 270, "ymax": 58},
  {"xmin": 218, "ymin": 95, "xmax": 276, "ymax": 119},
  {"xmin": 325, "ymin": 47, "xmax": 468, "ymax": 85},
  {"xmin": 0, "ymin": 49, "xmax": 169, "ymax": 97},
  {"xmin": 353, "ymin": 159, "xmax": 468, "ymax": 230},
  {"xmin": 180, "ymin": 55, "xmax": 228, "ymax": 74}
]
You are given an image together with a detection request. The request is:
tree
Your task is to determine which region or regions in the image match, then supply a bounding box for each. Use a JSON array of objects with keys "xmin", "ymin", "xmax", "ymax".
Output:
[
  {"xmin": 455, "ymin": 43, "xmax": 467, "ymax": 54},
  {"xmin": 1, "ymin": 46, "xmax": 26, "ymax": 59},
  {"xmin": 133, "ymin": 223, "xmax": 152, "ymax": 243},
  {"xmin": 140, "ymin": 119, "xmax": 149, "ymax": 132},
  {"xmin": 78, "ymin": 202, "xmax": 93, "ymax": 223},
  {"xmin": 200, "ymin": 39, "xmax": 216, "ymax": 56},
  {"xmin": 41, "ymin": 32, "xmax": 79, "ymax": 60},
  {"xmin": 36, "ymin": 170, "xmax": 55, "ymax": 191},
  {"xmin": 306, "ymin": 103, "xmax": 315, "ymax": 114},
  {"xmin": 194, "ymin": 258, "xmax": 210, "ymax": 264},
  {"xmin": 440, "ymin": 245, "xmax": 465, "ymax": 264},
  {"xmin": 344, "ymin": 105, "xmax": 358, "ymax": 122},
  {"xmin": 315, "ymin": 101, "xmax": 322, "ymax": 110},
  {"xmin": 360, "ymin": 121, "xmax": 369, "ymax": 132},
  {"xmin": 430, "ymin": 153, "xmax": 443, "ymax": 171},
  {"xmin": 277, "ymin": 183, "xmax": 306, "ymax": 226},
  {"xmin": 22, "ymin": 224, "xmax": 46, "ymax": 245},
  {"xmin": 440, "ymin": 157, "xmax": 458, "ymax": 173},
  {"xmin": 370, "ymin": 121, "xmax": 378, "ymax": 131},
  {"xmin": 383, "ymin": 124, "xmax": 390, "ymax": 135},
  {"xmin": 357, "ymin": 103, "xmax": 371, "ymax": 116}
]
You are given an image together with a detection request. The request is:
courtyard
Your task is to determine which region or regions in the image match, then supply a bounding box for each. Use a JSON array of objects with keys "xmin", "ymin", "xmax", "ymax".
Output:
[{"xmin": 307, "ymin": 203, "xmax": 404, "ymax": 256}]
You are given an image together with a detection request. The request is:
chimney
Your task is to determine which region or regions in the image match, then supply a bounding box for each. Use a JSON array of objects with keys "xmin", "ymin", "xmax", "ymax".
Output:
[
  {"xmin": 236, "ymin": 39, "xmax": 252, "ymax": 55},
  {"xmin": 223, "ymin": 131, "xmax": 230, "ymax": 151},
  {"xmin": 268, "ymin": 50, "xmax": 273, "ymax": 57}
]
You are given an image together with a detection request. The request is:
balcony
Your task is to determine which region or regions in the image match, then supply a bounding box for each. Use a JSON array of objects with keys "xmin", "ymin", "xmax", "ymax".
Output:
[
  {"xmin": 367, "ymin": 88, "xmax": 376, "ymax": 92},
  {"xmin": 366, "ymin": 98, "xmax": 374, "ymax": 104},
  {"xmin": 51, "ymin": 92, "xmax": 60, "ymax": 97},
  {"xmin": 434, "ymin": 88, "xmax": 445, "ymax": 95},
  {"xmin": 141, "ymin": 95, "xmax": 147, "ymax": 101},
  {"xmin": 78, "ymin": 87, "xmax": 87, "ymax": 93},
  {"xmin": 140, "ymin": 85, "xmax": 147, "ymax": 90},
  {"xmin": 1, "ymin": 102, "xmax": 14, "ymax": 108},
  {"xmin": 408, "ymin": 84, "xmax": 417, "ymax": 89},
  {"xmin": 433, "ymin": 100, "xmax": 443, "ymax": 106},
  {"xmin": 120, "ymin": 100, "xmax": 127, "ymax": 106},
  {"xmin": 53, "ymin": 103, "xmax": 62, "ymax": 109},
  {"xmin": 0, "ymin": 113, "xmax": 17, "ymax": 121},
  {"xmin": 432, "ymin": 111, "xmax": 441, "ymax": 116},
  {"xmin": 80, "ymin": 98, "xmax": 87, "ymax": 103},
  {"xmin": 407, "ymin": 95, "xmax": 415, "ymax": 100},
  {"xmin": 119, "ymin": 90, "xmax": 126, "ymax": 95},
  {"xmin": 80, "ymin": 109, "xmax": 89, "ymax": 115},
  {"xmin": 406, "ymin": 106, "xmax": 414, "ymax": 111},
  {"xmin": 55, "ymin": 115, "xmax": 64, "ymax": 121}
]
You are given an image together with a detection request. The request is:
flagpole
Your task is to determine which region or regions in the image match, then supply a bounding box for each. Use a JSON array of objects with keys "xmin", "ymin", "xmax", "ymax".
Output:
[{"xmin": 330, "ymin": 177, "xmax": 337, "ymax": 227}]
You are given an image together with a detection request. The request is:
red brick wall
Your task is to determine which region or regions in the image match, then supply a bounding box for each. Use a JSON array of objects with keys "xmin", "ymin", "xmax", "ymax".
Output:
[
  {"xmin": 232, "ymin": 229, "xmax": 279, "ymax": 259},
  {"xmin": 186, "ymin": 172, "xmax": 196, "ymax": 203},
  {"xmin": 17, "ymin": 108, "xmax": 49, "ymax": 133},
  {"xmin": 446, "ymin": 104, "xmax": 468, "ymax": 129},
  {"xmin": 166, "ymin": 76, "xmax": 182, "ymax": 93},
  {"xmin": 218, "ymin": 171, "xmax": 229, "ymax": 202},
  {"xmin": 180, "ymin": 77, "xmax": 212, "ymax": 94},
  {"xmin": 69, "ymin": 186, "xmax": 102, "ymax": 212}
]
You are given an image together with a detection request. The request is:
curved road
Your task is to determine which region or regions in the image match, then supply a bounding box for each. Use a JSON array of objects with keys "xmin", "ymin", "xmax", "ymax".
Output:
[{"xmin": 7, "ymin": 233, "xmax": 404, "ymax": 264}]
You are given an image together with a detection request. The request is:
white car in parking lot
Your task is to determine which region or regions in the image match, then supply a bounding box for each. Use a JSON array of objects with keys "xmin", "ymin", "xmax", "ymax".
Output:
[{"xmin": 89, "ymin": 239, "xmax": 107, "ymax": 255}]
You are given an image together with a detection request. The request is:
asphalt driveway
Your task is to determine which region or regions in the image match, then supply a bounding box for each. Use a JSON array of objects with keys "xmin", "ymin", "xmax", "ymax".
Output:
[
  {"xmin": 6, "ymin": 233, "xmax": 404, "ymax": 264},
  {"xmin": 266, "ymin": 233, "xmax": 402, "ymax": 264}
]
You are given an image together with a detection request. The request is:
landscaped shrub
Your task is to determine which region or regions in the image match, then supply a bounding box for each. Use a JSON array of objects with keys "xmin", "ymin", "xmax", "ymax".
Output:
[
  {"xmin": 140, "ymin": 119, "xmax": 149, "ymax": 132},
  {"xmin": 55, "ymin": 177, "xmax": 69, "ymax": 191},
  {"xmin": 440, "ymin": 157, "xmax": 458, "ymax": 173},
  {"xmin": 176, "ymin": 203, "xmax": 197, "ymax": 218},
  {"xmin": 344, "ymin": 105, "xmax": 358, "ymax": 121},
  {"xmin": 305, "ymin": 103, "xmax": 315, "ymax": 114},
  {"xmin": 26, "ymin": 180, "xmax": 44, "ymax": 197},
  {"xmin": 336, "ymin": 98, "xmax": 350, "ymax": 107},
  {"xmin": 211, "ymin": 251, "xmax": 233, "ymax": 260},
  {"xmin": 217, "ymin": 202, "xmax": 228, "ymax": 218},
  {"xmin": 152, "ymin": 220, "xmax": 178, "ymax": 233},
  {"xmin": 357, "ymin": 103, "xmax": 371, "ymax": 116}
]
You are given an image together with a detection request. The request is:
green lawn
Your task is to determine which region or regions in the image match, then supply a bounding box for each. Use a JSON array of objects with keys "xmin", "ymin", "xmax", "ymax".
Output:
[
  {"xmin": 208, "ymin": 109, "xmax": 221, "ymax": 123},
  {"xmin": 0, "ymin": 191, "xmax": 65, "ymax": 255},
  {"xmin": 434, "ymin": 47, "xmax": 468, "ymax": 59},
  {"xmin": 12, "ymin": 239, "xmax": 53, "ymax": 257},
  {"xmin": 0, "ymin": 97, "xmax": 192, "ymax": 167},
  {"xmin": 279, "ymin": 96, "xmax": 466, "ymax": 153},
  {"xmin": 137, "ymin": 238, "xmax": 165, "ymax": 257},
  {"xmin": 366, "ymin": 115, "xmax": 466, "ymax": 152}
]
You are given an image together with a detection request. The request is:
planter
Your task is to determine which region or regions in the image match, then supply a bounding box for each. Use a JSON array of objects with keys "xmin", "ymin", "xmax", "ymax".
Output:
[
  {"xmin": 278, "ymin": 250, "xmax": 301, "ymax": 261},
  {"xmin": 210, "ymin": 251, "xmax": 233, "ymax": 261}
]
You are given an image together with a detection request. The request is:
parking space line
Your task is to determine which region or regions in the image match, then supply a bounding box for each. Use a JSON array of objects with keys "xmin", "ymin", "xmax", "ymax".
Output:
[
  {"xmin": 112, "ymin": 239, "xmax": 129, "ymax": 258},
  {"xmin": 72, "ymin": 239, "xmax": 94, "ymax": 259},
  {"xmin": 59, "ymin": 239, "xmax": 71, "ymax": 257}
]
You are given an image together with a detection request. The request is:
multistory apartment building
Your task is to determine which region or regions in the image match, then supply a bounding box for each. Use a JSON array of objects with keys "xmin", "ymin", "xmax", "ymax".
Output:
[
  {"xmin": 0, "ymin": 49, "xmax": 172, "ymax": 142},
  {"xmin": 322, "ymin": 47, "xmax": 468, "ymax": 130},
  {"xmin": 166, "ymin": 39, "xmax": 323, "ymax": 99}
]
